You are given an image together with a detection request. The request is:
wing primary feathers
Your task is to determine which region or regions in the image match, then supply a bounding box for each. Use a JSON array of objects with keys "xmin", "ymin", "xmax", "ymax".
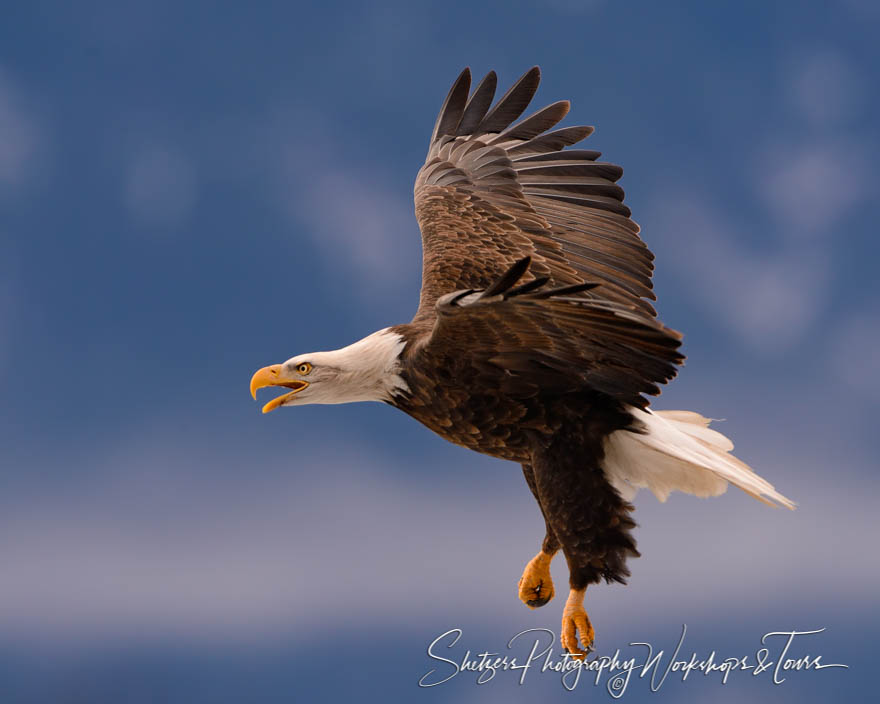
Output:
[
  {"xmin": 507, "ymin": 125, "xmax": 595, "ymax": 156},
  {"xmin": 430, "ymin": 67, "xmax": 472, "ymax": 144},
  {"xmin": 475, "ymin": 66, "xmax": 541, "ymax": 136},
  {"xmin": 482, "ymin": 256, "xmax": 532, "ymax": 297},
  {"xmin": 513, "ymin": 149, "xmax": 602, "ymax": 164},
  {"xmin": 414, "ymin": 68, "xmax": 657, "ymax": 326},
  {"xmin": 488, "ymin": 100, "xmax": 570, "ymax": 145},
  {"xmin": 456, "ymin": 71, "xmax": 498, "ymax": 136}
]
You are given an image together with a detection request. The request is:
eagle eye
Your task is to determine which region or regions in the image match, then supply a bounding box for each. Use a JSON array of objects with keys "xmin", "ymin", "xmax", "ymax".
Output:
[{"xmin": 296, "ymin": 362, "xmax": 312, "ymax": 375}]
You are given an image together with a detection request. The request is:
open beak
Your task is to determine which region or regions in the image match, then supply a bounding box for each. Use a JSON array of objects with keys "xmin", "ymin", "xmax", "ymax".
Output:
[{"xmin": 250, "ymin": 364, "xmax": 310, "ymax": 413}]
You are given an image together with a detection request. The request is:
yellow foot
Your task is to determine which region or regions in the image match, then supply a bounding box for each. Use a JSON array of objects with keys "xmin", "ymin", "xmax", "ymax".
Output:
[
  {"xmin": 561, "ymin": 588, "xmax": 594, "ymax": 660},
  {"xmin": 518, "ymin": 550, "xmax": 556, "ymax": 608}
]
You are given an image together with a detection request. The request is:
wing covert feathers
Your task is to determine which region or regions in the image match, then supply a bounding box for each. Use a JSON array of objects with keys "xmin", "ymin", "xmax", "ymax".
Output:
[
  {"xmin": 414, "ymin": 66, "xmax": 656, "ymax": 328},
  {"xmin": 427, "ymin": 259, "xmax": 683, "ymax": 409}
]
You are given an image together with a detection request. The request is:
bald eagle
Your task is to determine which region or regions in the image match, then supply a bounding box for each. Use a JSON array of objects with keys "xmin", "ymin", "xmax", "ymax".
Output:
[{"xmin": 250, "ymin": 67, "xmax": 794, "ymax": 658}]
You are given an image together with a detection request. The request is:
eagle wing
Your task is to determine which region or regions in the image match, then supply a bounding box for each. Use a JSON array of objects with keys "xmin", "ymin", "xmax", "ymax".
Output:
[
  {"xmin": 420, "ymin": 258, "xmax": 683, "ymax": 409},
  {"xmin": 413, "ymin": 66, "xmax": 656, "ymax": 326}
]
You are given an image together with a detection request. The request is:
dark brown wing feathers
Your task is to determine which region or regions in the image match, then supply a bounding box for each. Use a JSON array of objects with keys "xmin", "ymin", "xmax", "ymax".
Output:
[
  {"xmin": 474, "ymin": 66, "xmax": 541, "ymax": 136},
  {"xmin": 415, "ymin": 67, "xmax": 656, "ymax": 323},
  {"xmin": 507, "ymin": 126, "xmax": 596, "ymax": 157},
  {"xmin": 429, "ymin": 67, "xmax": 471, "ymax": 145},
  {"xmin": 411, "ymin": 68, "xmax": 681, "ymax": 406},
  {"xmin": 422, "ymin": 259, "xmax": 682, "ymax": 408},
  {"xmin": 487, "ymin": 100, "xmax": 570, "ymax": 145},
  {"xmin": 456, "ymin": 70, "xmax": 497, "ymax": 135}
]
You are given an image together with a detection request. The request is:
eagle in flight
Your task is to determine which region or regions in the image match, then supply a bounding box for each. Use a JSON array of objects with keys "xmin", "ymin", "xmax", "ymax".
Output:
[{"xmin": 250, "ymin": 67, "xmax": 794, "ymax": 658}]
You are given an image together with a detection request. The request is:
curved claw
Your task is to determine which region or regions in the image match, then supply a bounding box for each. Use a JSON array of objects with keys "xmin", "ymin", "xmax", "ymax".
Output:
[
  {"xmin": 561, "ymin": 588, "xmax": 594, "ymax": 660},
  {"xmin": 518, "ymin": 550, "xmax": 556, "ymax": 608}
]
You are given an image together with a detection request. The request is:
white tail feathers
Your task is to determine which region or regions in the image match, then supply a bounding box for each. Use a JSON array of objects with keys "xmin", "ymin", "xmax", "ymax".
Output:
[{"xmin": 602, "ymin": 407, "xmax": 795, "ymax": 509}]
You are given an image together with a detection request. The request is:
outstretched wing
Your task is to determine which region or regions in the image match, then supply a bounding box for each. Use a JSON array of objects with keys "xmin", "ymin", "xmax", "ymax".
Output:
[
  {"xmin": 420, "ymin": 258, "xmax": 683, "ymax": 409},
  {"xmin": 413, "ymin": 66, "xmax": 656, "ymax": 327}
]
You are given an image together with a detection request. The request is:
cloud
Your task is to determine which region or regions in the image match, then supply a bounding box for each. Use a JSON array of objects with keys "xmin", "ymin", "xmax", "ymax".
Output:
[
  {"xmin": 281, "ymin": 155, "xmax": 417, "ymax": 286},
  {"xmin": 0, "ymin": 229, "xmax": 18, "ymax": 374},
  {"xmin": 0, "ymin": 67, "xmax": 45, "ymax": 195},
  {"xmin": 756, "ymin": 138, "xmax": 872, "ymax": 238},
  {"xmin": 647, "ymin": 194, "xmax": 829, "ymax": 354},
  {"xmin": 271, "ymin": 111, "xmax": 421, "ymax": 299},
  {"xmin": 0, "ymin": 424, "xmax": 875, "ymax": 646},
  {"xmin": 759, "ymin": 49, "xmax": 874, "ymax": 240},
  {"xmin": 0, "ymin": 267, "xmax": 13, "ymax": 373},
  {"xmin": 125, "ymin": 144, "xmax": 197, "ymax": 229},
  {"xmin": 828, "ymin": 305, "xmax": 880, "ymax": 399},
  {"xmin": 788, "ymin": 50, "xmax": 863, "ymax": 128},
  {"xmin": 646, "ymin": 46, "xmax": 875, "ymax": 357}
]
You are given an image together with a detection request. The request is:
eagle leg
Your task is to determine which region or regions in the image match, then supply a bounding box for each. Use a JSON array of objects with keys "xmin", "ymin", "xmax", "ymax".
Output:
[
  {"xmin": 518, "ymin": 464, "xmax": 561, "ymax": 608},
  {"xmin": 528, "ymin": 416, "xmax": 640, "ymax": 660},
  {"xmin": 561, "ymin": 588, "xmax": 594, "ymax": 660}
]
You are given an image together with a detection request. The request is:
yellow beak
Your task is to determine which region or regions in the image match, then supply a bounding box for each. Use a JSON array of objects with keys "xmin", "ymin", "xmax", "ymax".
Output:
[{"xmin": 249, "ymin": 364, "xmax": 309, "ymax": 413}]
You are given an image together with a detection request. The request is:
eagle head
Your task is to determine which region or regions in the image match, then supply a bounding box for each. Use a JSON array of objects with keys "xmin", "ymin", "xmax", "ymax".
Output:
[{"xmin": 249, "ymin": 328, "xmax": 409, "ymax": 412}]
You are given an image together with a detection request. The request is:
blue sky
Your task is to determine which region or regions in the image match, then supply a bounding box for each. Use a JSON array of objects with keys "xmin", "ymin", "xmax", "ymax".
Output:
[{"xmin": 1, "ymin": 1, "xmax": 877, "ymax": 702}]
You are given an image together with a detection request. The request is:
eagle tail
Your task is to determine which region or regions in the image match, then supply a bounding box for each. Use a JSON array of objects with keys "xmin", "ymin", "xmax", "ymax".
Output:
[{"xmin": 602, "ymin": 407, "xmax": 796, "ymax": 509}]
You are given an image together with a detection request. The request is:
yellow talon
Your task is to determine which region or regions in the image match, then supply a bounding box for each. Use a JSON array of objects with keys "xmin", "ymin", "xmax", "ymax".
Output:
[
  {"xmin": 518, "ymin": 550, "xmax": 556, "ymax": 608},
  {"xmin": 561, "ymin": 587, "xmax": 594, "ymax": 660}
]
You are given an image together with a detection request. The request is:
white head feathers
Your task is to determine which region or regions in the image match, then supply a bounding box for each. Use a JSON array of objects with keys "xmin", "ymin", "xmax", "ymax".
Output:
[{"xmin": 282, "ymin": 328, "xmax": 409, "ymax": 405}]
